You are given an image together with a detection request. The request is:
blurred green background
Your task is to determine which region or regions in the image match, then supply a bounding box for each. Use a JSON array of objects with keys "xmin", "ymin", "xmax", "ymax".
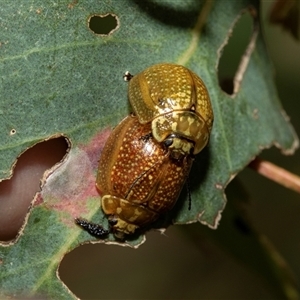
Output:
[{"xmin": 59, "ymin": 2, "xmax": 300, "ymax": 299}]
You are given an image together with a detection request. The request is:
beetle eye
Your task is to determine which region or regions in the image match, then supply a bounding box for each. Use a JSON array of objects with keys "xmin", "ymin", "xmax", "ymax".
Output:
[
  {"xmin": 163, "ymin": 138, "xmax": 173, "ymax": 147},
  {"xmin": 108, "ymin": 216, "xmax": 118, "ymax": 226},
  {"xmin": 189, "ymin": 145, "xmax": 195, "ymax": 155}
]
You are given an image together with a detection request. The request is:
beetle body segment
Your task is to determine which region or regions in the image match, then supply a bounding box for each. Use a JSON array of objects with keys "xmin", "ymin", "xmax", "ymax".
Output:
[
  {"xmin": 152, "ymin": 111, "xmax": 209, "ymax": 155},
  {"xmin": 96, "ymin": 115, "xmax": 193, "ymax": 239},
  {"xmin": 128, "ymin": 63, "xmax": 213, "ymax": 156}
]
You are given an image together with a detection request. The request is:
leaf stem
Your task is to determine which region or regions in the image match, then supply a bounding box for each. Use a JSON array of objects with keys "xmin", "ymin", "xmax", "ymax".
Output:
[{"xmin": 248, "ymin": 158, "xmax": 300, "ymax": 194}]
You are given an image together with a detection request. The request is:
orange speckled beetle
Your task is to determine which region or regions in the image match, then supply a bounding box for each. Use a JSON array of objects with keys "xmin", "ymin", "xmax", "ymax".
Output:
[
  {"xmin": 76, "ymin": 115, "xmax": 193, "ymax": 240},
  {"xmin": 75, "ymin": 63, "xmax": 213, "ymax": 240},
  {"xmin": 125, "ymin": 63, "xmax": 213, "ymax": 160}
]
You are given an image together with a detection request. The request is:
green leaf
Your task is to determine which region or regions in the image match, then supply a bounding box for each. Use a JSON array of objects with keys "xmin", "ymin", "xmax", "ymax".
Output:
[{"xmin": 0, "ymin": 0, "xmax": 298, "ymax": 298}]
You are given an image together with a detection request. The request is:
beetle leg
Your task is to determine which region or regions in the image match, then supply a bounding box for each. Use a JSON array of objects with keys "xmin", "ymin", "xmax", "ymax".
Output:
[
  {"xmin": 139, "ymin": 132, "xmax": 152, "ymax": 142},
  {"xmin": 75, "ymin": 218, "xmax": 109, "ymax": 238},
  {"xmin": 107, "ymin": 216, "xmax": 126, "ymax": 241}
]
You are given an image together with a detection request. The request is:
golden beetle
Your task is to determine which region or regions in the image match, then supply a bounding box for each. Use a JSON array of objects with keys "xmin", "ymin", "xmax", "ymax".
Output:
[
  {"xmin": 75, "ymin": 63, "xmax": 213, "ymax": 240},
  {"xmin": 76, "ymin": 115, "xmax": 193, "ymax": 240},
  {"xmin": 125, "ymin": 63, "xmax": 214, "ymax": 159}
]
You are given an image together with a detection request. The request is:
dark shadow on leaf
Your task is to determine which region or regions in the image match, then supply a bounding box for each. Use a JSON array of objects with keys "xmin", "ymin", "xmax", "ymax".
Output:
[{"xmin": 130, "ymin": 0, "xmax": 203, "ymax": 28}]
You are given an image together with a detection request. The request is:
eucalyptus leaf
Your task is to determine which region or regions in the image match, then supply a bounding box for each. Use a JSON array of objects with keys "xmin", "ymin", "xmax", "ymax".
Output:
[{"xmin": 0, "ymin": 0, "xmax": 298, "ymax": 299}]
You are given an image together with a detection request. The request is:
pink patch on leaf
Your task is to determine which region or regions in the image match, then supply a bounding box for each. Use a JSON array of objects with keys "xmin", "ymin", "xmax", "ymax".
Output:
[
  {"xmin": 81, "ymin": 128, "xmax": 112, "ymax": 168},
  {"xmin": 39, "ymin": 127, "xmax": 113, "ymax": 226}
]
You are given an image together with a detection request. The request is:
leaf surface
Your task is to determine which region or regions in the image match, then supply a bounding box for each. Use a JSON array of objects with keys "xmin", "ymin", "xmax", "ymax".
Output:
[{"xmin": 0, "ymin": 0, "xmax": 298, "ymax": 298}]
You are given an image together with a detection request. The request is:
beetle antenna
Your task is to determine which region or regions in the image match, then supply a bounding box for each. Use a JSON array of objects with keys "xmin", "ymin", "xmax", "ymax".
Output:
[{"xmin": 186, "ymin": 176, "xmax": 192, "ymax": 210}]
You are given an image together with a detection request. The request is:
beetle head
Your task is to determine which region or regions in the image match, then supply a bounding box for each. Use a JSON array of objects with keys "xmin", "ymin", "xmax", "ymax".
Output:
[{"xmin": 163, "ymin": 134, "xmax": 194, "ymax": 160}]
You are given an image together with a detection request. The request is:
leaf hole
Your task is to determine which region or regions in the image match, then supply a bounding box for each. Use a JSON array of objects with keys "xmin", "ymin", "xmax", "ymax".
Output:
[
  {"xmin": 59, "ymin": 228, "xmax": 209, "ymax": 299},
  {"xmin": 10, "ymin": 128, "xmax": 16, "ymax": 135},
  {"xmin": 88, "ymin": 13, "xmax": 119, "ymax": 36},
  {"xmin": 217, "ymin": 8, "xmax": 258, "ymax": 96},
  {"xmin": 0, "ymin": 136, "xmax": 69, "ymax": 242}
]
